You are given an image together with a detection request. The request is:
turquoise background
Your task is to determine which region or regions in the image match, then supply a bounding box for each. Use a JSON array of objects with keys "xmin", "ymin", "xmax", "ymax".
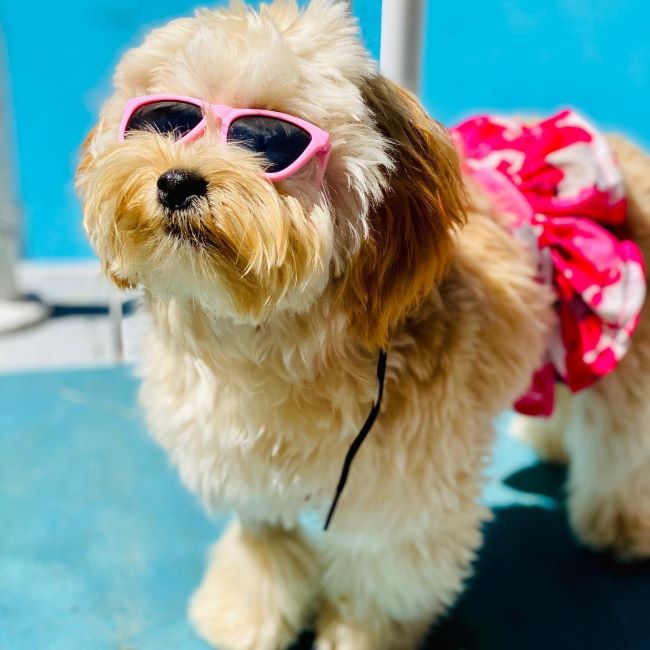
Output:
[
  {"xmin": 1, "ymin": 0, "xmax": 649, "ymax": 259},
  {"xmin": 421, "ymin": 0, "xmax": 650, "ymax": 144}
]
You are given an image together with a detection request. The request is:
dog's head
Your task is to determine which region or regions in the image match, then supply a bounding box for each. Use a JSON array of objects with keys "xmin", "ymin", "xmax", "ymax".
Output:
[{"xmin": 77, "ymin": 0, "xmax": 466, "ymax": 348}]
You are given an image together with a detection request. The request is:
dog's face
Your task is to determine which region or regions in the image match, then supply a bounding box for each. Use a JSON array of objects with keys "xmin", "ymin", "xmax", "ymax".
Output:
[{"xmin": 77, "ymin": 0, "xmax": 466, "ymax": 348}]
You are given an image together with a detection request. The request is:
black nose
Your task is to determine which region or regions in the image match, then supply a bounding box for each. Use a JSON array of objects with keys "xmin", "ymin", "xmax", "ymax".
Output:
[{"xmin": 157, "ymin": 169, "xmax": 207, "ymax": 210}]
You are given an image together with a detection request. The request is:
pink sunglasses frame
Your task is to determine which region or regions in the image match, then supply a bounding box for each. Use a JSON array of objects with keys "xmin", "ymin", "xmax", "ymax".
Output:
[{"xmin": 119, "ymin": 94, "xmax": 332, "ymax": 183}]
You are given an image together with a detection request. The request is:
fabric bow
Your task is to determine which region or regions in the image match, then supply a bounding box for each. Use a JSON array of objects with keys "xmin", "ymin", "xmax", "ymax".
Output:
[{"xmin": 453, "ymin": 110, "xmax": 646, "ymax": 416}]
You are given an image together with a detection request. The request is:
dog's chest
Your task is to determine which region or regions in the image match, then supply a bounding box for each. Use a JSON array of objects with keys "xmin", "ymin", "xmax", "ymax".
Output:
[{"xmin": 141, "ymin": 357, "xmax": 357, "ymax": 525}]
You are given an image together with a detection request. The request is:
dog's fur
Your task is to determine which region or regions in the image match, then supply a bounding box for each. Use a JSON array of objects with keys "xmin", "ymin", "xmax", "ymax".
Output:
[{"xmin": 76, "ymin": 2, "xmax": 650, "ymax": 648}]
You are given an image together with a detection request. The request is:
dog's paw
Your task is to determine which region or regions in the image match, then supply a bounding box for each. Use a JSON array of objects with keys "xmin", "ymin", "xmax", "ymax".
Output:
[
  {"xmin": 189, "ymin": 581, "xmax": 296, "ymax": 650},
  {"xmin": 313, "ymin": 616, "xmax": 376, "ymax": 650},
  {"xmin": 189, "ymin": 524, "xmax": 318, "ymax": 650},
  {"xmin": 314, "ymin": 602, "xmax": 425, "ymax": 650},
  {"xmin": 570, "ymin": 490, "xmax": 650, "ymax": 561}
]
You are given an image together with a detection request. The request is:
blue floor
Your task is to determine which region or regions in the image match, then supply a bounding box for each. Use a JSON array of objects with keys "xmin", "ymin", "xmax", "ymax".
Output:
[
  {"xmin": 0, "ymin": 368, "xmax": 219, "ymax": 650},
  {"xmin": 1, "ymin": 367, "xmax": 650, "ymax": 649}
]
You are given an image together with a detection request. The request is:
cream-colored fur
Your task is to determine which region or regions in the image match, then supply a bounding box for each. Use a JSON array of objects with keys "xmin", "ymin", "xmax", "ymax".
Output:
[{"xmin": 76, "ymin": 2, "xmax": 650, "ymax": 648}]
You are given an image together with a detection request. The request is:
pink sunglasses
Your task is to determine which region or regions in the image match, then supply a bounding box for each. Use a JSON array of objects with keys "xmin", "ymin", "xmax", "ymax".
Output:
[{"xmin": 119, "ymin": 94, "xmax": 332, "ymax": 182}]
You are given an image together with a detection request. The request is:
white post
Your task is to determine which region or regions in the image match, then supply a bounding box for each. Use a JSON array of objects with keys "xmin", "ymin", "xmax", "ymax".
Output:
[
  {"xmin": 0, "ymin": 35, "xmax": 18, "ymax": 302},
  {"xmin": 379, "ymin": 0, "xmax": 425, "ymax": 95},
  {"xmin": 0, "ymin": 33, "xmax": 49, "ymax": 333}
]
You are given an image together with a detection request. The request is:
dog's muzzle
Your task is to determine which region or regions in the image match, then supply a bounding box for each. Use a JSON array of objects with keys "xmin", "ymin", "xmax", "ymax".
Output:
[{"xmin": 157, "ymin": 168, "xmax": 207, "ymax": 211}]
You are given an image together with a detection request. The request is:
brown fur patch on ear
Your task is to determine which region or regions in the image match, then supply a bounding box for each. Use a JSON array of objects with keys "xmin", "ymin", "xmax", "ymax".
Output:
[{"xmin": 341, "ymin": 75, "xmax": 467, "ymax": 349}]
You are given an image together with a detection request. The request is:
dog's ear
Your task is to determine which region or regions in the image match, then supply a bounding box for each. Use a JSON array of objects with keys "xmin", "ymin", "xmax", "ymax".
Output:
[
  {"xmin": 340, "ymin": 75, "xmax": 467, "ymax": 349},
  {"xmin": 76, "ymin": 123, "xmax": 136, "ymax": 291}
]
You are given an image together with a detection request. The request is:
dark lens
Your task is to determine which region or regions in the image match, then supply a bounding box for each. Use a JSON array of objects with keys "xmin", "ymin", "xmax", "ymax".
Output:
[
  {"xmin": 125, "ymin": 101, "xmax": 203, "ymax": 139},
  {"xmin": 227, "ymin": 116, "xmax": 312, "ymax": 173}
]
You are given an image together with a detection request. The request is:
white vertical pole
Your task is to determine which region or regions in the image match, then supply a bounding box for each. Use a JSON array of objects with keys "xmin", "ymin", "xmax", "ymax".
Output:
[
  {"xmin": 379, "ymin": 0, "xmax": 425, "ymax": 95},
  {"xmin": 0, "ymin": 34, "xmax": 18, "ymax": 302},
  {"xmin": 0, "ymin": 33, "xmax": 49, "ymax": 333}
]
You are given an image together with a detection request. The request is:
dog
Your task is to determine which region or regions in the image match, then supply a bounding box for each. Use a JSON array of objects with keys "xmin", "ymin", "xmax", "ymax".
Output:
[{"xmin": 76, "ymin": 1, "xmax": 650, "ymax": 648}]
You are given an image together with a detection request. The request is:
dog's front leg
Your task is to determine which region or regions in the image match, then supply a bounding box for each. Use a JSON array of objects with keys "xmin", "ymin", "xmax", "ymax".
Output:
[
  {"xmin": 314, "ymin": 521, "xmax": 481, "ymax": 650},
  {"xmin": 189, "ymin": 519, "xmax": 320, "ymax": 650}
]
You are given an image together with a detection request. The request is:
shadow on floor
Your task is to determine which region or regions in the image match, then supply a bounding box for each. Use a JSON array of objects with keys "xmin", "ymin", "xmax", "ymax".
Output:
[
  {"xmin": 431, "ymin": 462, "xmax": 650, "ymax": 650},
  {"xmin": 428, "ymin": 503, "xmax": 650, "ymax": 650},
  {"xmin": 503, "ymin": 462, "xmax": 568, "ymax": 502}
]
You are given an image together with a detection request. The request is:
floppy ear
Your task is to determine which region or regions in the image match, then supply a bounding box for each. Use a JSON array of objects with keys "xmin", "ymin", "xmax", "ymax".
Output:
[
  {"xmin": 76, "ymin": 123, "xmax": 136, "ymax": 291},
  {"xmin": 340, "ymin": 75, "xmax": 467, "ymax": 349}
]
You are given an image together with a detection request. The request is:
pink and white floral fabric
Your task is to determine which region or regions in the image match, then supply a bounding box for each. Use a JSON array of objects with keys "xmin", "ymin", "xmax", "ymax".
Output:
[{"xmin": 452, "ymin": 110, "xmax": 646, "ymax": 417}]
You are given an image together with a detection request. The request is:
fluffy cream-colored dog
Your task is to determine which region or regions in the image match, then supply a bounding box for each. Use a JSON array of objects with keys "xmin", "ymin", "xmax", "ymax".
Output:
[{"xmin": 76, "ymin": 1, "xmax": 650, "ymax": 648}]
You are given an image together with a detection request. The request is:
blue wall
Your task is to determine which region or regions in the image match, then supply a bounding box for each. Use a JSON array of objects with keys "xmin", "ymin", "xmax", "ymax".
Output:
[
  {"xmin": 421, "ymin": 0, "xmax": 650, "ymax": 148},
  {"xmin": 2, "ymin": 0, "xmax": 649, "ymax": 259}
]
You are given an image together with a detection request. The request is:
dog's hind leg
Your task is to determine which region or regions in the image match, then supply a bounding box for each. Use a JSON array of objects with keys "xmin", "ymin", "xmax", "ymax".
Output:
[
  {"xmin": 189, "ymin": 520, "xmax": 320, "ymax": 650},
  {"xmin": 565, "ymin": 134, "xmax": 650, "ymax": 560},
  {"xmin": 509, "ymin": 383, "xmax": 571, "ymax": 464},
  {"xmin": 565, "ymin": 375, "xmax": 650, "ymax": 560}
]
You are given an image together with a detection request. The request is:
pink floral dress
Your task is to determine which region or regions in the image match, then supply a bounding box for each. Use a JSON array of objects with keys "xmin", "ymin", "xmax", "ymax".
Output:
[{"xmin": 451, "ymin": 110, "xmax": 646, "ymax": 416}]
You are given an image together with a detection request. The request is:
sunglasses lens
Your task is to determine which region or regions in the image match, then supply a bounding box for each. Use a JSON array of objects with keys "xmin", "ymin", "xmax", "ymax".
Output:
[
  {"xmin": 125, "ymin": 101, "xmax": 203, "ymax": 139},
  {"xmin": 227, "ymin": 116, "xmax": 312, "ymax": 174}
]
